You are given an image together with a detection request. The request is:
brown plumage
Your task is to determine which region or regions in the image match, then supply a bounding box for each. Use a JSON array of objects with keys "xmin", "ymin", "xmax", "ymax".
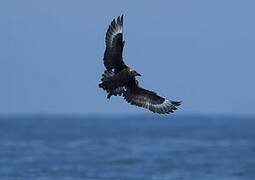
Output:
[
  {"xmin": 104, "ymin": 15, "xmax": 127, "ymax": 73},
  {"xmin": 99, "ymin": 15, "xmax": 181, "ymax": 114}
]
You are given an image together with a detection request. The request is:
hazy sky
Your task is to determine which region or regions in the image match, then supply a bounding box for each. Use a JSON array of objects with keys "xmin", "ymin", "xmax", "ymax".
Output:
[{"xmin": 1, "ymin": 0, "xmax": 255, "ymax": 115}]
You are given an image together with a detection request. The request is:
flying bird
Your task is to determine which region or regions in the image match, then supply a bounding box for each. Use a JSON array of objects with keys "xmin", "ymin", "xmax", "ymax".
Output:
[{"xmin": 99, "ymin": 15, "xmax": 181, "ymax": 114}]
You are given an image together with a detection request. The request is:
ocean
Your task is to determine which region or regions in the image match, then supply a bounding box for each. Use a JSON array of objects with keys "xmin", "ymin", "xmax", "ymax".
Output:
[{"xmin": 0, "ymin": 115, "xmax": 254, "ymax": 180}]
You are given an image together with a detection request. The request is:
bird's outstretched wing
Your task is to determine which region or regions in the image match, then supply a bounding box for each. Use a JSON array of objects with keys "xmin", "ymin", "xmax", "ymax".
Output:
[
  {"xmin": 123, "ymin": 81, "xmax": 181, "ymax": 114},
  {"xmin": 104, "ymin": 15, "xmax": 127, "ymax": 73}
]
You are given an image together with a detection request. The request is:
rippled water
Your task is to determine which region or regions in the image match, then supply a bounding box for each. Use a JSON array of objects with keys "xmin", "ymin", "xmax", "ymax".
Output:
[{"xmin": 0, "ymin": 115, "xmax": 255, "ymax": 180}]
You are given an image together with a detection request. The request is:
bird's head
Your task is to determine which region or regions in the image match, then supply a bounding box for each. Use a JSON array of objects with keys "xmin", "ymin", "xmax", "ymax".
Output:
[{"xmin": 129, "ymin": 69, "xmax": 141, "ymax": 77}]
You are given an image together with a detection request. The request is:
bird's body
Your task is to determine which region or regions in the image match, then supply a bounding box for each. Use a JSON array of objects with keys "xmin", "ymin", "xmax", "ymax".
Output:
[
  {"xmin": 99, "ymin": 68, "xmax": 136, "ymax": 92},
  {"xmin": 99, "ymin": 15, "xmax": 181, "ymax": 114}
]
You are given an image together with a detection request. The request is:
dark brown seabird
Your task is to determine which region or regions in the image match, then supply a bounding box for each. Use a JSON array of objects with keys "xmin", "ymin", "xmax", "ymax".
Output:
[{"xmin": 99, "ymin": 15, "xmax": 181, "ymax": 114}]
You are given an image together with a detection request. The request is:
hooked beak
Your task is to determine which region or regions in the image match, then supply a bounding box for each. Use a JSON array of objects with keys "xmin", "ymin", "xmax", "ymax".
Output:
[{"xmin": 136, "ymin": 72, "xmax": 141, "ymax": 77}]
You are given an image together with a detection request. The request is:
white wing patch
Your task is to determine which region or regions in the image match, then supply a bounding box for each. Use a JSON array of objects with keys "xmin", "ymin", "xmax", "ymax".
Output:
[
  {"xmin": 123, "ymin": 86, "xmax": 181, "ymax": 114},
  {"xmin": 108, "ymin": 23, "xmax": 122, "ymax": 47},
  {"xmin": 149, "ymin": 99, "xmax": 180, "ymax": 114},
  {"xmin": 106, "ymin": 15, "xmax": 123, "ymax": 48}
]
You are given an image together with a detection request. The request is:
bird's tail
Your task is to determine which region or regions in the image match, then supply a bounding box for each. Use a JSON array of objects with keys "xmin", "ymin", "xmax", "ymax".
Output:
[
  {"xmin": 101, "ymin": 70, "xmax": 115, "ymax": 82},
  {"xmin": 107, "ymin": 87, "xmax": 125, "ymax": 99},
  {"xmin": 99, "ymin": 70, "xmax": 114, "ymax": 90},
  {"xmin": 99, "ymin": 70, "xmax": 125, "ymax": 99}
]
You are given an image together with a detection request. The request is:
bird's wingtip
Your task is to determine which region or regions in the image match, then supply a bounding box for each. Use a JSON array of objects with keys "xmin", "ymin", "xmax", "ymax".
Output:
[{"xmin": 171, "ymin": 100, "xmax": 182, "ymax": 106}]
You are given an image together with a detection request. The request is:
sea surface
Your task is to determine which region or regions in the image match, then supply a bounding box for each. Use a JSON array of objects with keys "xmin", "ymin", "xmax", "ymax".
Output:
[{"xmin": 0, "ymin": 115, "xmax": 255, "ymax": 180}]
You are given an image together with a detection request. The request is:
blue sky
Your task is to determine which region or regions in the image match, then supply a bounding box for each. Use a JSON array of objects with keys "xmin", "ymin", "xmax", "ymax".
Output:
[{"xmin": 1, "ymin": 0, "xmax": 255, "ymax": 115}]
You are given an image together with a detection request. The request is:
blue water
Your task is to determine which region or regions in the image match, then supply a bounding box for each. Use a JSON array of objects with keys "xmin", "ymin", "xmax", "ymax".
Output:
[{"xmin": 0, "ymin": 115, "xmax": 255, "ymax": 180}]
